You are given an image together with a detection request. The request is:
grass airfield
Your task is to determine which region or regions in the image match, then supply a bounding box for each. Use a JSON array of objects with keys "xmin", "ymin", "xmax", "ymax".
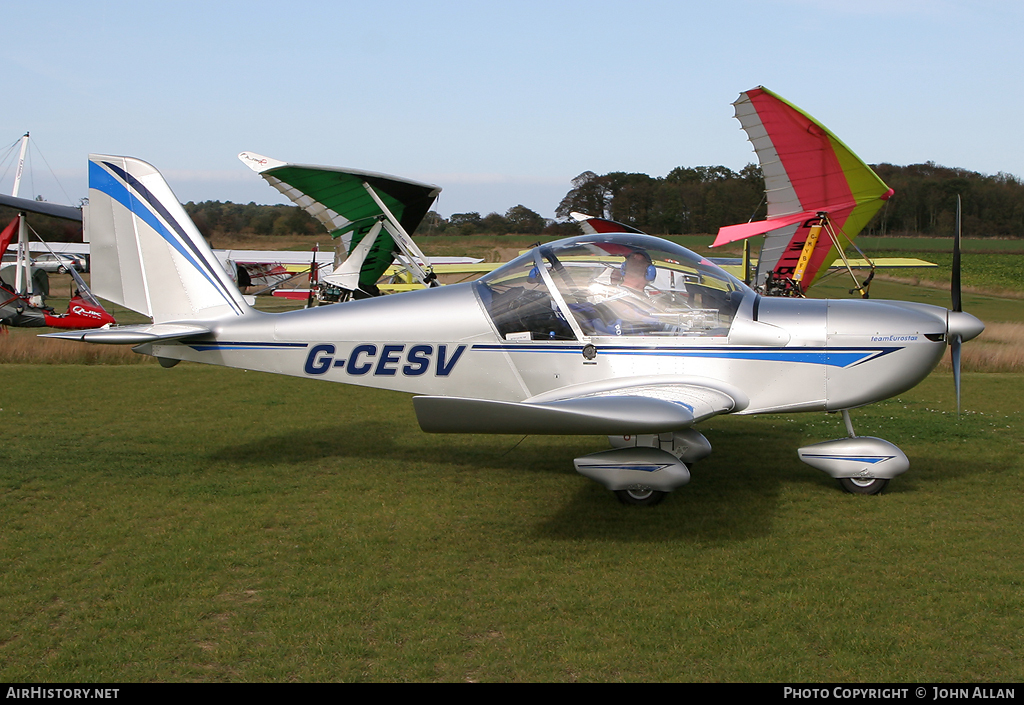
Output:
[
  {"xmin": 1, "ymin": 237, "xmax": 1022, "ymax": 682},
  {"xmin": 2, "ymin": 366, "xmax": 1021, "ymax": 682}
]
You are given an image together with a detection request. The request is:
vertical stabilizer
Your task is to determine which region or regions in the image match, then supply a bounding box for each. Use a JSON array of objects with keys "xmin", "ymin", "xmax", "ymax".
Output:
[{"xmin": 88, "ymin": 155, "xmax": 249, "ymax": 323}]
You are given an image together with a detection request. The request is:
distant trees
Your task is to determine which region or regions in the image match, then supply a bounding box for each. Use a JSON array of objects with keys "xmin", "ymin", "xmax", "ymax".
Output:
[
  {"xmin": 556, "ymin": 165, "xmax": 766, "ymax": 234},
  {"xmin": 185, "ymin": 201, "xmax": 322, "ymax": 238},
  {"xmin": 424, "ymin": 205, "xmax": 564, "ymax": 236},
  {"xmin": 181, "ymin": 201, "xmax": 565, "ymax": 238},
  {"xmin": 868, "ymin": 163, "xmax": 1024, "ymax": 237},
  {"xmin": 0, "ymin": 205, "xmax": 83, "ymax": 243},
  {"xmin": 555, "ymin": 162, "xmax": 1024, "ymax": 237}
]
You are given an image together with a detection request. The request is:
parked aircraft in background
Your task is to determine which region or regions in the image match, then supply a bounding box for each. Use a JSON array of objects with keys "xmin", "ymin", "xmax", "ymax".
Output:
[
  {"xmin": 0, "ymin": 199, "xmax": 114, "ymax": 329},
  {"xmin": 712, "ymin": 86, "xmax": 895, "ymax": 298},
  {"xmin": 47, "ymin": 149, "xmax": 983, "ymax": 505}
]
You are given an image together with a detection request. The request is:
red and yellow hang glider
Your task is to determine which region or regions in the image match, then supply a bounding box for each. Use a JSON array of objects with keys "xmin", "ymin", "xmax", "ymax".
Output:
[{"xmin": 712, "ymin": 87, "xmax": 894, "ymax": 294}]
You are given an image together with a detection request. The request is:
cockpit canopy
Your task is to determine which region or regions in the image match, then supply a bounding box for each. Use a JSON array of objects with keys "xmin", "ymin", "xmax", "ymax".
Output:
[{"xmin": 475, "ymin": 233, "xmax": 751, "ymax": 341}]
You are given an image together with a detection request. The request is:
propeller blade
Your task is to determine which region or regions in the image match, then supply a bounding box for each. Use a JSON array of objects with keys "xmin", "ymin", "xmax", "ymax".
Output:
[
  {"xmin": 950, "ymin": 194, "xmax": 964, "ymax": 419},
  {"xmin": 952, "ymin": 195, "xmax": 962, "ymax": 312},
  {"xmin": 951, "ymin": 333, "xmax": 962, "ymax": 419}
]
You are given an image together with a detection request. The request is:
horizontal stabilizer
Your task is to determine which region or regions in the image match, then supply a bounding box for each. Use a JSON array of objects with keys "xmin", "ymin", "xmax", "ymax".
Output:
[
  {"xmin": 413, "ymin": 395, "xmax": 695, "ymax": 435},
  {"xmin": 41, "ymin": 323, "xmax": 211, "ymax": 345}
]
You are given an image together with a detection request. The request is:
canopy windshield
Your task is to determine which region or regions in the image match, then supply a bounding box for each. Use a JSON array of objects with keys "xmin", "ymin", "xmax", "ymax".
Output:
[{"xmin": 476, "ymin": 234, "xmax": 750, "ymax": 341}]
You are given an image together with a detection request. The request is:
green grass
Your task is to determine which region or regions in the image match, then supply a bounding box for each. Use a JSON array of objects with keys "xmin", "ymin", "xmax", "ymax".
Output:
[
  {"xmin": 859, "ymin": 236, "xmax": 1024, "ymax": 254},
  {"xmin": 864, "ymin": 251, "xmax": 1024, "ymax": 295},
  {"xmin": 1, "ymin": 365, "xmax": 1021, "ymax": 682}
]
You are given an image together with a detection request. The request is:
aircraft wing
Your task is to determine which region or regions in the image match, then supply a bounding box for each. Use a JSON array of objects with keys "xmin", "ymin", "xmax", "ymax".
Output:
[
  {"xmin": 712, "ymin": 256, "xmax": 936, "ymax": 279},
  {"xmin": 713, "ymin": 87, "xmax": 893, "ymax": 291},
  {"xmin": 239, "ymin": 152, "xmax": 440, "ymax": 291},
  {"xmin": 217, "ymin": 249, "xmax": 335, "ymax": 267},
  {"xmin": 414, "ymin": 382, "xmax": 740, "ymax": 435}
]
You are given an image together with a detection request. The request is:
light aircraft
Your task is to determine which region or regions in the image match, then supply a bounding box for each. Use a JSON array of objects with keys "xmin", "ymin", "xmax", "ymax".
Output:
[
  {"xmin": 48, "ymin": 138, "xmax": 983, "ymax": 505},
  {"xmin": 0, "ymin": 132, "xmax": 114, "ymax": 329}
]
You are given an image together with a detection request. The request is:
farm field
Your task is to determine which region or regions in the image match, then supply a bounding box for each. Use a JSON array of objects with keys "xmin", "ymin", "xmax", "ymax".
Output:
[{"xmin": 1, "ymin": 233, "xmax": 1021, "ymax": 682}]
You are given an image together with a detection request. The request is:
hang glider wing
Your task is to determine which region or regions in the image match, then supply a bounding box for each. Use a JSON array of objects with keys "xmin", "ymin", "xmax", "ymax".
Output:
[
  {"xmin": 413, "ymin": 381, "xmax": 741, "ymax": 435},
  {"xmin": 0, "ymin": 215, "xmax": 19, "ymax": 254},
  {"xmin": 0, "ymin": 194, "xmax": 82, "ymax": 222},
  {"xmin": 239, "ymin": 152, "xmax": 441, "ymax": 294},
  {"xmin": 570, "ymin": 212, "xmax": 646, "ymax": 235},
  {"xmin": 713, "ymin": 87, "xmax": 893, "ymax": 291}
]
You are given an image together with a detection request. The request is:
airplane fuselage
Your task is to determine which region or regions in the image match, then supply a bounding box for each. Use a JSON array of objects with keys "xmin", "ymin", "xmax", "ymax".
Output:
[{"xmin": 140, "ymin": 280, "xmax": 952, "ymax": 418}]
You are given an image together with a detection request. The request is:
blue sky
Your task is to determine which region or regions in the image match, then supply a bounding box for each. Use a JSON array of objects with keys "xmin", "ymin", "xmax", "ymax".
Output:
[{"xmin": 3, "ymin": 0, "xmax": 1022, "ymax": 219}]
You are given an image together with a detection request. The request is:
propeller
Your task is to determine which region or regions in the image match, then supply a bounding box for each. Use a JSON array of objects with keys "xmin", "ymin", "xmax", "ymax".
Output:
[
  {"xmin": 946, "ymin": 196, "xmax": 986, "ymax": 417},
  {"xmin": 951, "ymin": 196, "xmax": 962, "ymax": 417}
]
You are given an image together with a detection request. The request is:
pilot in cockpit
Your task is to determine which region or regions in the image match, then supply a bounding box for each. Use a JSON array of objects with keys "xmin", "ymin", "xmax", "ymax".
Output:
[
  {"xmin": 620, "ymin": 249, "xmax": 658, "ymax": 296},
  {"xmin": 573, "ymin": 247, "xmax": 686, "ymax": 336}
]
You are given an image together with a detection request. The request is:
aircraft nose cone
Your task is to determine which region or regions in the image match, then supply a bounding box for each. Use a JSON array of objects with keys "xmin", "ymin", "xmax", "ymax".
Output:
[{"xmin": 948, "ymin": 311, "xmax": 984, "ymax": 342}]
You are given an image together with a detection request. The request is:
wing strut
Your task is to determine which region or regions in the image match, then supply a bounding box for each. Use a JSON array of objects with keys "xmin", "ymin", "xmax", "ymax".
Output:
[
  {"xmin": 362, "ymin": 182, "xmax": 438, "ymax": 289},
  {"xmin": 814, "ymin": 212, "xmax": 877, "ymax": 298}
]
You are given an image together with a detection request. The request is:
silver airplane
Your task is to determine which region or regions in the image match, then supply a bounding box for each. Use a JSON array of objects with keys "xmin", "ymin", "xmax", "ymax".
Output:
[{"xmin": 48, "ymin": 155, "xmax": 984, "ymax": 505}]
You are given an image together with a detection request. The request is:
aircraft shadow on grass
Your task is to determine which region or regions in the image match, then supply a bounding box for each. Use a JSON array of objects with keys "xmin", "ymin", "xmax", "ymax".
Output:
[
  {"xmin": 207, "ymin": 419, "xmax": 812, "ymax": 542},
  {"xmin": 203, "ymin": 413, "xmax": 1006, "ymax": 542}
]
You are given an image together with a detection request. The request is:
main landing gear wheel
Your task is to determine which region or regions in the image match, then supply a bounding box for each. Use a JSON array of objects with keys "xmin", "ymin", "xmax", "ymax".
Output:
[
  {"xmin": 838, "ymin": 477, "xmax": 889, "ymax": 495},
  {"xmin": 614, "ymin": 488, "xmax": 667, "ymax": 506}
]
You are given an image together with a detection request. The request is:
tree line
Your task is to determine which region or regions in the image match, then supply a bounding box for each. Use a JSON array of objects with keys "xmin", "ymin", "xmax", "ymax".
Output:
[
  {"xmin": 3, "ymin": 161, "xmax": 1022, "ymax": 243},
  {"xmin": 182, "ymin": 200, "xmax": 574, "ymax": 238},
  {"xmin": 553, "ymin": 162, "xmax": 1024, "ymax": 238},
  {"xmin": 870, "ymin": 163, "xmax": 1024, "ymax": 237}
]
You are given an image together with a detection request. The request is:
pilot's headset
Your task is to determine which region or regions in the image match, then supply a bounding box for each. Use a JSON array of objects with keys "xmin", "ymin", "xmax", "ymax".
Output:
[{"xmin": 621, "ymin": 250, "xmax": 657, "ymax": 282}]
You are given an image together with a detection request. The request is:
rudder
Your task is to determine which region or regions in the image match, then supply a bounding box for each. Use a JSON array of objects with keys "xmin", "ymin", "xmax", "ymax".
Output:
[{"xmin": 87, "ymin": 155, "xmax": 249, "ymax": 323}]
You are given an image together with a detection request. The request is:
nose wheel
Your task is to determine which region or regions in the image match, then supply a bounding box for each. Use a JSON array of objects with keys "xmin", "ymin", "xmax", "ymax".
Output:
[
  {"xmin": 838, "ymin": 477, "xmax": 889, "ymax": 495},
  {"xmin": 614, "ymin": 488, "xmax": 667, "ymax": 506}
]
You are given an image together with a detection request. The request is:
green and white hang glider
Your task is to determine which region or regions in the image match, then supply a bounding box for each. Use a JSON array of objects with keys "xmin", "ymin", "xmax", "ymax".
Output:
[{"xmin": 239, "ymin": 152, "xmax": 441, "ymax": 298}]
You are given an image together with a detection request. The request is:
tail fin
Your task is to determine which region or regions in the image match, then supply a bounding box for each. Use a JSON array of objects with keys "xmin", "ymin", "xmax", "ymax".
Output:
[{"xmin": 87, "ymin": 155, "xmax": 249, "ymax": 323}]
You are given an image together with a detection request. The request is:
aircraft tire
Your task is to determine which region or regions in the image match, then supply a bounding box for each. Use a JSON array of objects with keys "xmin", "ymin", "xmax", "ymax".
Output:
[
  {"xmin": 838, "ymin": 477, "xmax": 889, "ymax": 495},
  {"xmin": 614, "ymin": 488, "xmax": 667, "ymax": 507}
]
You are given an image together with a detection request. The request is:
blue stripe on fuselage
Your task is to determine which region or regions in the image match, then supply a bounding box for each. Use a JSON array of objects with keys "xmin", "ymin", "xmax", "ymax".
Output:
[{"xmin": 470, "ymin": 344, "xmax": 900, "ymax": 368}]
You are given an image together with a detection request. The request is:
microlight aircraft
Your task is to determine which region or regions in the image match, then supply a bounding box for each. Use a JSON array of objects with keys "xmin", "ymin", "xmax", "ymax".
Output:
[
  {"xmin": 712, "ymin": 86, "xmax": 896, "ymax": 297},
  {"xmin": 47, "ymin": 147, "xmax": 983, "ymax": 505}
]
